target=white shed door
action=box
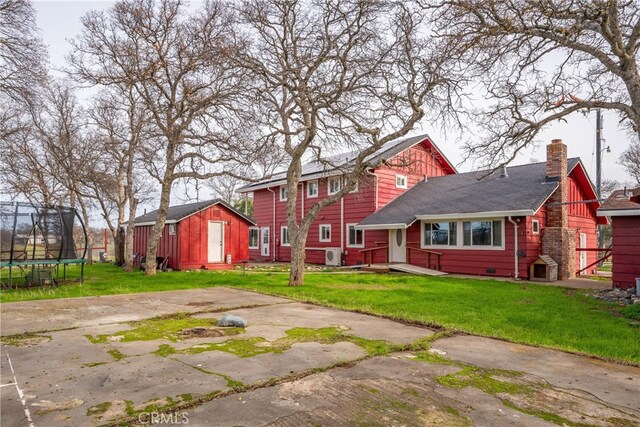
[389,229,406,263]
[208,221,224,263]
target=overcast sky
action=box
[33,0,636,193]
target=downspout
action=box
[340,197,344,255]
[365,168,379,209]
[508,216,519,280]
[267,187,276,262]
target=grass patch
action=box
[0,332,51,346]
[155,326,400,359]
[84,313,244,344]
[86,401,112,417]
[107,349,125,361]
[436,366,532,396]
[621,304,640,321]
[501,400,596,427]
[3,264,639,363]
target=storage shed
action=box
[133,199,255,270]
[597,188,640,290]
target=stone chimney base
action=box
[542,227,576,280]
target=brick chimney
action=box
[542,139,575,280]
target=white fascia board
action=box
[134,220,178,227]
[355,223,408,230]
[237,170,346,194]
[597,209,640,217]
[415,210,534,220]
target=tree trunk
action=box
[288,221,311,286]
[113,227,125,266]
[123,198,138,272]
[144,177,172,275]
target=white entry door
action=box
[208,221,224,263]
[389,228,406,263]
[579,232,587,274]
[260,227,270,257]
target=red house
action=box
[239,136,604,280]
[597,187,640,289]
[133,199,254,270]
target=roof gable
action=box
[134,199,255,225]
[237,134,455,193]
[358,159,588,228]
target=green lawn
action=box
[2,264,639,364]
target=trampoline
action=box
[0,202,88,288]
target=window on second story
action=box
[396,174,407,189]
[319,224,331,242]
[168,223,176,235]
[307,181,318,198]
[279,186,288,201]
[328,177,341,195]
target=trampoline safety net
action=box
[0,202,88,288]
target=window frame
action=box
[319,224,332,242]
[421,221,457,247]
[249,227,259,249]
[532,219,540,235]
[168,223,176,236]
[346,223,365,248]
[279,186,288,201]
[307,180,318,198]
[280,226,290,246]
[420,218,505,251]
[395,174,408,189]
[328,177,341,195]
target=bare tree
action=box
[239,0,465,285]
[620,141,640,185]
[68,0,260,274]
[0,0,46,101]
[425,0,640,168]
[85,87,152,269]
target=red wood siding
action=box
[178,204,249,270]
[610,216,640,289]
[132,224,179,269]
[248,138,452,265]
[567,176,598,273]
[405,217,528,277]
[134,204,250,271]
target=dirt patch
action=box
[32,398,84,415]
[178,327,228,338]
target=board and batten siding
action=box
[133,223,180,269]
[610,216,640,289]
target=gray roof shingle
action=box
[238,133,455,192]
[358,159,581,228]
[134,199,255,225]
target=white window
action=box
[463,220,503,247]
[307,180,318,198]
[280,226,290,246]
[279,186,288,201]
[346,224,364,247]
[249,227,259,249]
[319,224,332,242]
[168,223,176,235]
[328,177,341,195]
[396,174,407,189]
[532,219,540,234]
[422,222,457,246]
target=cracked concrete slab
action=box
[0,287,292,335]
[1,287,638,426]
[430,335,640,411]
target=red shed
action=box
[133,199,255,270]
[597,188,640,289]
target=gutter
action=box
[508,216,520,280]
[365,168,379,209]
[267,187,276,262]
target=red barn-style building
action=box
[239,135,603,280]
[597,187,640,289]
[133,199,254,270]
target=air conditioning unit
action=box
[325,248,341,266]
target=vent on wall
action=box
[486,268,496,274]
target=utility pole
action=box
[596,109,602,200]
